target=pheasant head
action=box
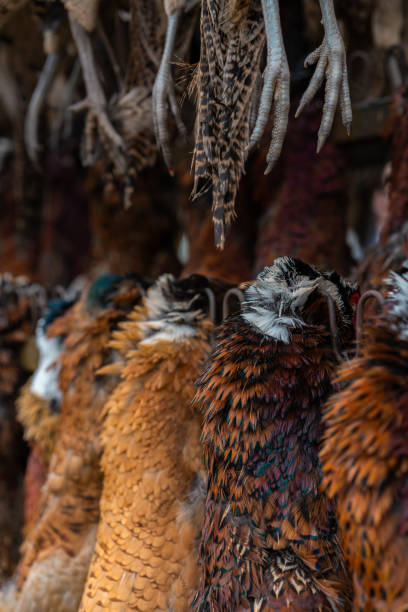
[242,256,359,347]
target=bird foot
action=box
[295,0,352,153]
[71,97,125,171]
[69,13,125,172]
[246,0,290,174]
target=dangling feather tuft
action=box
[192,0,265,248]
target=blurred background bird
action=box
[0,275,45,585]
[16,297,77,539]
[253,102,351,276]
[193,256,358,610]
[321,267,408,611]
[356,87,408,295]
[3,273,148,612]
[79,273,234,611]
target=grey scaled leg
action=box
[247,0,290,174]
[295,0,352,152]
[152,9,186,174]
[25,51,61,165]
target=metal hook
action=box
[325,295,343,364]
[204,287,217,348]
[204,288,216,325]
[222,288,245,320]
[356,289,385,353]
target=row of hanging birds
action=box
[0,1,408,611]
[3,0,406,251]
[0,81,407,606]
[0,237,407,611]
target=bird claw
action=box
[71,97,125,169]
[246,0,289,172]
[69,13,125,172]
[296,0,352,152]
[152,9,186,173]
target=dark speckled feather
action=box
[192,0,265,248]
[321,269,408,611]
[193,257,356,611]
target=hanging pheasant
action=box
[68,0,198,195]
[254,101,351,276]
[0,275,45,584]
[192,0,352,248]
[321,268,408,610]
[356,86,408,295]
[79,273,232,611]
[193,257,358,610]
[6,274,147,612]
[16,297,76,538]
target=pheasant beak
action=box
[238,280,253,290]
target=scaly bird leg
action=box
[152,8,186,174]
[68,13,124,166]
[246,0,289,174]
[24,51,60,165]
[295,0,352,153]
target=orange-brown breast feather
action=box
[14,279,145,611]
[80,277,214,611]
[193,314,351,611]
[321,321,408,611]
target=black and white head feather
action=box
[30,319,63,404]
[139,274,210,345]
[385,264,408,339]
[242,257,356,343]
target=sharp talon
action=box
[295,103,304,119]
[246,136,259,152]
[317,132,325,153]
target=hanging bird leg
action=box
[246,0,290,174]
[152,9,186,174]
[68,13,125,168]
[295,0,352,153]
[25,51,61,166]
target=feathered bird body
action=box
[17,298,77,537]
[356,88,408,294]
[80,273,221,611]
[321,269,408,611]
[0,275,44,582]
[194,257,357,610]
[12,274,147,612]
